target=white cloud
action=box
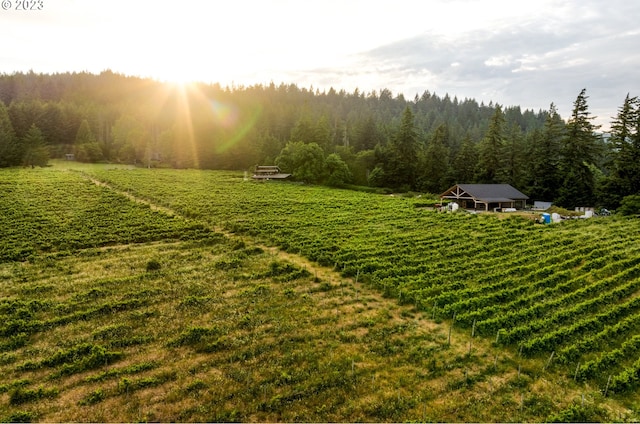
[1,0,639,129]
[484,55,513,68]
[333,0,640,129]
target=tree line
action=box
[0,71,638,210]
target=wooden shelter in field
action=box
[440,184,529,211]
[252,165,291,180]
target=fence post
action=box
[543,351,555,371]
[604,375,612,397]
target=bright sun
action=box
[159,67,198,87]
[169,77,195,89]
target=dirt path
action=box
[83,173,346,286]
[86,175,178,217]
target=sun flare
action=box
[158,67,198,87]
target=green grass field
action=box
[1,162,639,422]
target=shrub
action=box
[79,388,106,405]
[266,261,310,281]
[618,194,640,216]
[3,410,35,423]
[214,256,243,270]
[146,260,161,271]
[9,386,58,405]
[185,379,208,393]
[168,326,220,347]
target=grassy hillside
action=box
[1,164,638,422]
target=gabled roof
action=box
[441,184,529,202]
[252,165,292,180]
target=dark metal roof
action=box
[441,184,529,202]
[252,165,291,180]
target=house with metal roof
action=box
[440,184,529,211]
[252,165,292,180]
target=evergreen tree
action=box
[21,124,49,168]
[476,105,505,183]
[75,119,96,144]
[527,104,564,200]
[290,114,331,151]
[0,100,20,167]
[386,106,419,189]
[353,115,381,151]
[556,89,601,208]
[503,122,526,187]
[419,123,450,193]
[74,119,103,162]
[315,115,333,151]
[111,115,152,164]
[452,133,478,183]
[41,103,66,147]
[8,101,41,141]
[611,94,640,195]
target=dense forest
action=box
[0,70,638,209]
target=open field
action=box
[1,163,640,421]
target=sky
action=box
[1,0,639,130]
